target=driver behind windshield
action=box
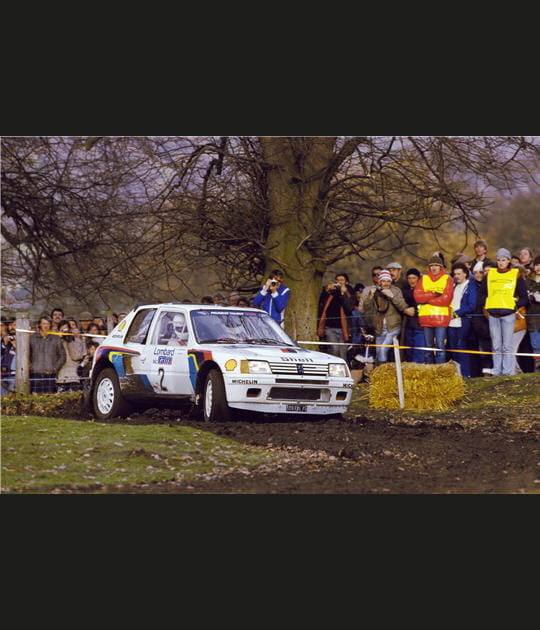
[192,310,293,345]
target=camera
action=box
[376,286,382,291]
[334,283,340,288]
[271,280,277,286]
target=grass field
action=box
[1,416,279,494]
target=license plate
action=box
[286,404,308,412]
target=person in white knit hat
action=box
[364,269,413,363]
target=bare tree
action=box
[2,135,539,339]
[1,136,181,307]
[152,136,540,338]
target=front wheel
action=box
[202,369,232,422]
[92,368,132,420]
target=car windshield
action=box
[191,309,296,346]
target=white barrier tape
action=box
[19,376,91,382]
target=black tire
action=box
[92,368,132,420]
[202,368,231,422]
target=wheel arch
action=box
[195,360,223,399]
[90,357,115,393]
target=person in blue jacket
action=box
[252,269,290,327]
[447,262,477,377]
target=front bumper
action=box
[223,374,354,415]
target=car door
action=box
[145,310,194,396]
[120,308,159,395]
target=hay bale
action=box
[368,361,465,410]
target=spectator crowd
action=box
[2,241,539,395]
[1,310,126,395]
[319,241,539,382]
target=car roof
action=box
[133,303,260,313]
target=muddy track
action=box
[103,412,540,494]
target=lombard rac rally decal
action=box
[187,349,213,389]
[153,347,175,365]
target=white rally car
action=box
[88,303,354,421]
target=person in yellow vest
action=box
[482,247,529,376]
[413,254,454,364]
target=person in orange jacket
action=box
[413,254,454,364]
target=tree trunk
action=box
[259,137,337,342]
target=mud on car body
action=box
[88,304,354,421]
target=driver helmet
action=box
[172,314,188,340]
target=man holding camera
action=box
[317,273,357,360]
[253,269,290,326]
[363,269,413,363]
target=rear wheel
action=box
[203,369,231,422]
[92,368,132,420]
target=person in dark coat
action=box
[469,260,493,376]
[519,247,534,275]
[401,268,425,364]
[317,273,356,360]
[447,262,477,377]
[387,261,408,292]
[526,255,540,371]
[1,320,16,395]
[350,282,366,344]
[29,316,66,393]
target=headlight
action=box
[240,360,271,374]
[329,363,349,377]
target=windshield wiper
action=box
[198,338,237,344]
[244,338,282,345]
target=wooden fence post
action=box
[16,314,30,394]
[393,337,405,409]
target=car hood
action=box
[199,343,340,363]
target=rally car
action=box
[88,303,354,421]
